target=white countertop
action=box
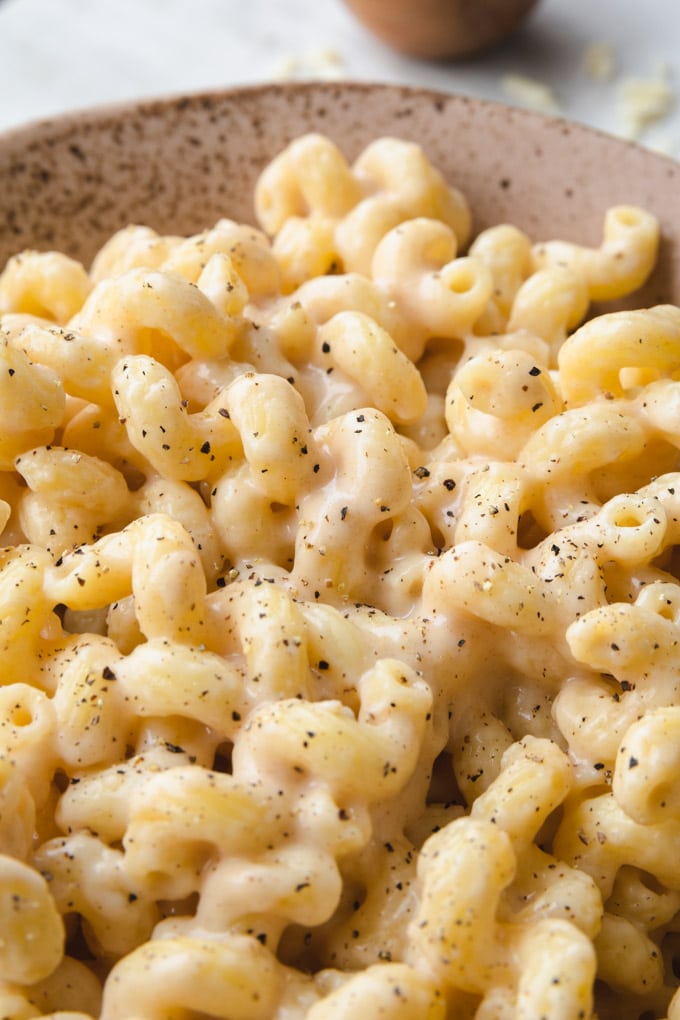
[0,0,678,159]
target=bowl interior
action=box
[1,81,679,310]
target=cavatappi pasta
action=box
[0,130,678,1020]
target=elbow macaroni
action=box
[0,130,679,1019]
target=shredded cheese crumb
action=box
[500,74,561,115]
[270,46,345,82]
[618,63,676,139]
[582,43,617,83]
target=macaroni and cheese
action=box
[0,132,678,1019]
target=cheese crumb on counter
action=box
[270,46,345,81]
[500,73,561,114]
[582,42,617,83]
[618,62,676,139]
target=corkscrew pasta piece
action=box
[49,635,131,770]
[273,269,412,369]
[316,311,427,424]
[445,347,561,459]
[255,133,360,236]
[0,545,57,681]
[0,250,91,324]
[557,582,680,765]
[305,963,445,1020]
[207,371,315,567]
[512,919,597,1020]
[505,265,590,362]
[519,400,647,483]
[595,871,680,1007]
[99,934,287,1020]
[71,266,232,370]
[111,354,240,482]
[7,317,130,407]
[411,814,517,994]
[22,954,103,1019]
[255,134,470,281]
[335,136,471,274]
[272,215,343,294]
[15,445,130,553]
[507,842,603,940]
[193,837,352,941]
[0,683,58,813]
[422,539,556,636]
[0,757,35,861]
[254,135,357,294]
[212,579,313,702]
[209,460,299,570]
[89,224,177,282]
[371,218,493,359]
[1,131,680,1019]
[220,370,315,504]
[114,637,249,734]
[234,658,432,801]
[470,735,573,848]
[15,446,129,525]
[411,738,597,1017]
[532,204,660,301]
[450,704,514,799]
[32,832,157,958]
[612,707,680,824]
[0,336,65,470]
[468,222,533,334]
[54,743,198,844]
[130,473,224,582]
[555,789,680,900]
[161,219,281,299]
[291,406,414,603]
[44,512,209,644]
[558,303,680,405]
[122,767,274,901]
[0,854,64,985]
[450,461,526,558]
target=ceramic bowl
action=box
[0,80,679,312]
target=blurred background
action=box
[0,0,678,158]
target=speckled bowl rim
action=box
[0,79,678,309]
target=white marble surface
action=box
[0,0,679,158]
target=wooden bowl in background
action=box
[342,0,541,60]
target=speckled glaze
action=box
[0,81,679,310]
